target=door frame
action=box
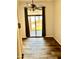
[28,15,42,37]
[24,7,46,37]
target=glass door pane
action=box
[28,16,36,36]
[36,16,42,36]
[28,16,42,37]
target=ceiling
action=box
[18,0,54,2]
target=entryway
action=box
[28,15,42,37]
[24,7,46,37]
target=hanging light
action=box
[26,0,42,11]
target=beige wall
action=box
[17,2,26,38]
[45,2,54,37]
[17,2,24,59]
[17,27,23,59]
[53,0,61,44]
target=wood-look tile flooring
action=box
[23,37,61,59]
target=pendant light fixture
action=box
[26,0,42,11]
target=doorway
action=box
[28,15,42,37]
[24,7,46,37]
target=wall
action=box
[45,2,54,37]
[17,2,25,59]
[17,27,23,59]
[53,0,61,44]
[17,2,26,38]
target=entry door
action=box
[28,15,42,37]
[24,7,46,37]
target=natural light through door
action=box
[28,15,42,37]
